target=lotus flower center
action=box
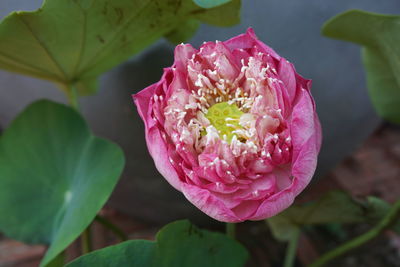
[205,102,245,142]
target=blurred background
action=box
[0,0,400,266]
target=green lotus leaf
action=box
[67,220,248,267]
[0,0,240,95]
[0,100,125,266]
[322,10,400,124]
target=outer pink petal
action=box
[133,83,157,130]
[251,120,321,221]
[278,59,297,104]
[250,179,298,220]
[231,200,260,220]
[146,126,182,191]
[224,28,280,60]
[291,89,321,162]
[181,183,242,222]
[290,86,321,191]
[249,89,321,221]
[314,113,323,151]
[291,132,320,195]
[133,84,182,191]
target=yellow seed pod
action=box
[205,102,244,142]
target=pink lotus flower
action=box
[133,29,322,222]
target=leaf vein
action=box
[17,15,68,82]
[78,1,154,76]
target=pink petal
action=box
[199,41,239,80]
[133,83,157,129]
[278,59,297,104]
[224,28,281,60]
[290,88,319,161]
[181,183,241,222]
[250,179,298,220]
[133,81,183,191]
[291,135,320,195]
[145,126,182,191]
[173,44,197,73]
[231,200,260,219]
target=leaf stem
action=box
[66,84,79,111]
[81,226,92,255]
[284,229,300,267]
[95,215,128,241]
[226,223,236,239]
[309,199,400,267]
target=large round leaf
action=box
[322,10,400,124]
[0,100,125,266]
[67,220,248,267]
[0,0,240,95]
